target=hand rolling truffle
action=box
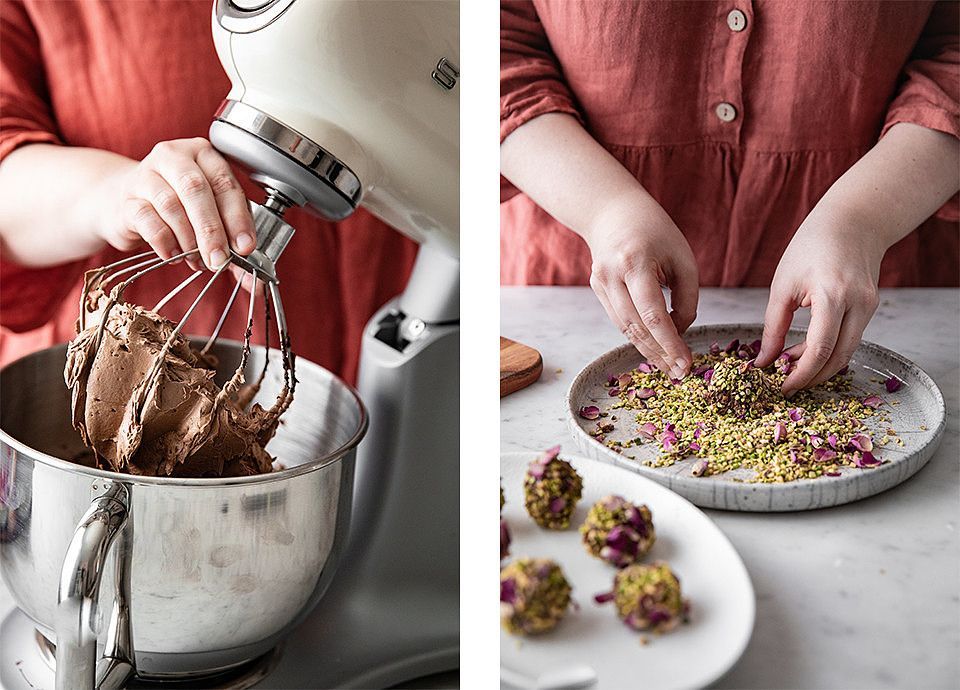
[500,558,572,635]
[596,561,688,633]
[523,446,583,529]
[580,495,655,567]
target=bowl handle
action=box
[55,482,135,690]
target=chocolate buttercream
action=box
[64,268,292,478]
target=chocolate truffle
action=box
[500,558,572,635]
[580,495,655,567]
[523,446,583,529]
[596,561,688,633]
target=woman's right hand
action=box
[584,197,699,379]
[98,137,257,271]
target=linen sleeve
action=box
[881,1,959,221]
[501,1,583,201]
[1,1,84,334]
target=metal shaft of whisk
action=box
[200,273,246,357]
[268,281,295,393]
[153,270,204,313]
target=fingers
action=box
[624,269,692,376]
[196,147,256,256]
[137,171,202,270]
[756,289,795,368]
[149,141,231,271]
[807,307,872,388]
[122,198,176,259]
[782,297,844,396]
[667,261,699,335]
[591,276,671,375]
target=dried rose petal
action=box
[710,341,721,355]
[703,368,715,384]
[688,440,701,452]
[855,451,881,468]
[691,459,709,477]
[863,395,884,409]
[693,426,703,439]
[528,464,545,479]
[608,388,620,397]
[638,422,659,440]
[541,446,561,462]
[637,362,654,374]
[773,422,787,444]
[724,338,740,354]
[594,590,615,604]
[659,431,678,452]
[789,450,800,464]
[749,339,762,356]
[827,433,838,449]
[500,577,517,604]
[607,375,619,388]
[618,373,633,387]
[849,433,873,452]
[579,405,601,420]
[809,434,824,449]
[636,388,657,400]
[549,497,567,514]
[825,470,841,477]
[813,448,837,463]
[789,408,804,422]
[625,388,636,400]
[776,353,793,374]
[500,519,511,560]
[692,364,712,377]
[884,376,902,393]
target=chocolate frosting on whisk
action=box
[63,265,293,478]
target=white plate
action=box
[566,324,946,511]
[500,452,754,690]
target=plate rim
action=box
[500,450,756,690]
[564,324,947,511]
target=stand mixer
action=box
[211,0,461,686]
[0,0,459,687]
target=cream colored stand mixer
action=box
[211,1,461,686]
[0,0,459,688]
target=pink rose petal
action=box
[579,406,601,420]
[638,422,658,440]
[884,376,902,393]
[863,395,884,409]
[849,433,873,452]
[773,422,787,444]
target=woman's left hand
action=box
[754,207,882,396]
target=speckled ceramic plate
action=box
[567,324,946,512]
[500,452,754,690]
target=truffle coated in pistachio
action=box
[580,495,655,567]
[500,558,572,635]
[706,358,779,418]
[523,446,583,529]
[598,561,688,633]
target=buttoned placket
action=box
[704,2,753,145]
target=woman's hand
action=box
[585,198,699,379]
[755,207,882,395]
[756,123,959,395]
[98,137,256,271]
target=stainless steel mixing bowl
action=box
[0,341,366,689]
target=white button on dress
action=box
[715,102,738,122]
[727,9,747,32]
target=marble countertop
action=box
[501,287,959,690]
